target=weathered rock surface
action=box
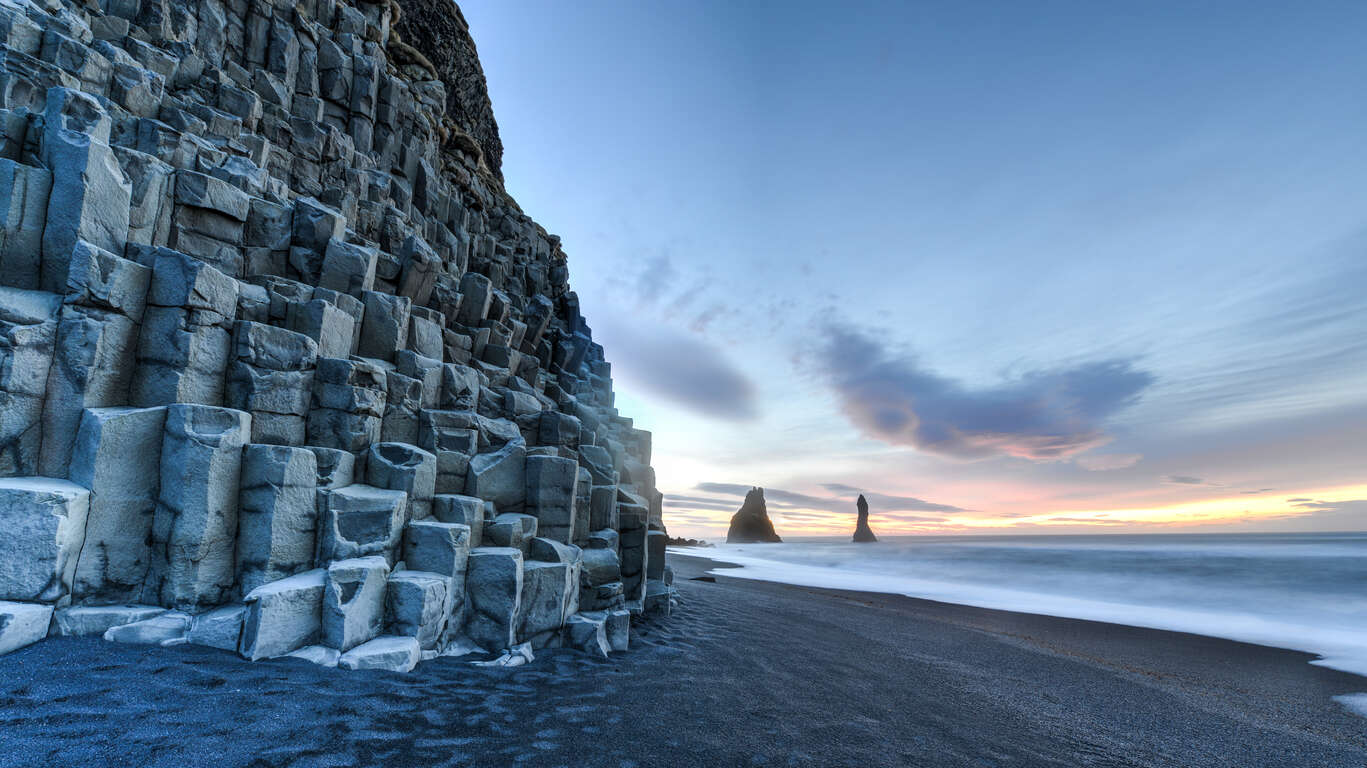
[143,404,251,611]
[463,547,521,652]
[316,484,406,564]
[68,406,166,603]
[53,605,166,636]
[385,570,448,649]
[0,0,671,670]
[338,635,420,672]
[0,476,89,602]
[322,555,389,652]
[239,569,326,660]
[726,487,782,543]
[236,445,318,594]
[0,601,53,654]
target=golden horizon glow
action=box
[664,483,1367,539]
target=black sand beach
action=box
[2,553,1365,767]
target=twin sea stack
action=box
[724,488,880,544]
[0,0,674,669]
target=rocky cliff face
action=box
[391,0,502,180]
[0,0,671,669]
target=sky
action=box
[460,0,1367,539]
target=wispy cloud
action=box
[596,317,759,421]
[811,323,1155,461]
[1076,453,1143,471]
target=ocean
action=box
[686,532,1367,687]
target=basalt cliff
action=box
[0,0,672,670]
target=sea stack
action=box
[726,488,782,543]
[852,494,878,543]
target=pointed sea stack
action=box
[852,494,878,543]
[726,488,782,543]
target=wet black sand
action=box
[1,552,1365,767]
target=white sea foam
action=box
[675,533,1367,714]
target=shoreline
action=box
[674,540,1367,680]
[676,548,1367,700]
[2,553,1365,766]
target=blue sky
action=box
[461,0,1367,537]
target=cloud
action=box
[693,482,963,516]
[597,318,759,421]
[1240,488,1276,495]
[1163,475,1206,485]
[1282,499,1367,530]
[1076,453,1143,471]
[662,494,741,512]
[812,324,1155,461]
[634,253,677,305]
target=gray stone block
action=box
[357,289,409,361]
[291,298,354,359]
[367,442,435,519]
[291,196,345,261]
[38,303,140,475]
[52,604,165,636]
[380,371,421,445]
[318,238,376,298]
[517,560,571,648]
[0,159,51,290]
[645,579,672,616]
[187,603,246,650]
[0,477,89,603]
[402,520,470,579]
[236,444,319,595]
[322,555,388,652]
[284,644,339,668]
[0,600,51,655]
[68,405,166,603]
[619,503,649,610]
[563,611,610,658]
[0,287,59,476]
[484,512,537,552]
[231,321,318,371]
[464,547,522,653]
[174,169,249,221]
[647,530,668,581]
[465,437,524,512]
[104,610,191,645]
[606,608,630,652]
[589,485,618,531]
[385,570,446,650]
[316,484,406,565]
[525,454,577,544]
[40,88,130,292]
[431,494,484,547]
[337,635,419,672]
[417,410,476,494]
[143,404,251,611]
[586,528,619,551]
[239,568,326,660]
